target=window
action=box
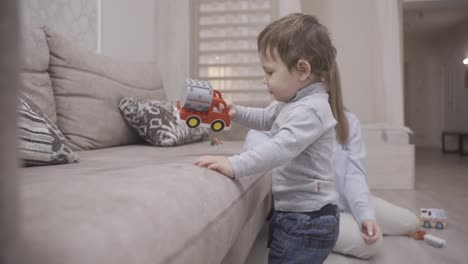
[191,0,278,102]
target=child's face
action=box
[259,48,304,102]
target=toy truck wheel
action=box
[435,222,444,229]
[423,221,431,229]
[211,120,225,132]
[186,116,201,128]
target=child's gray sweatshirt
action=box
[228,82,338,212]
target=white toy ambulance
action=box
[419,208,447,229]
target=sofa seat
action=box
[19,141,272,264]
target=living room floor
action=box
[244,148,468,264]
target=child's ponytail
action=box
[326,62,349,144]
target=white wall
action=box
[101,0,156,61]
[301,0,405,127]
[278,0,301,16]
[19,0,97,50]
[302,0,377,124]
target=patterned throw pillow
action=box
[18,95,79,166]
[119,98,207,147]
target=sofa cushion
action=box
[119,98,207,147]
[20,27,57,124]
[18,94,79,166]
[19,141,272,264]
[44,27,166,150]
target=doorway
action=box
[402,0,468,150]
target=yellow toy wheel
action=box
[211,120,225,132]
[186,116,200,128]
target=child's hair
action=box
[257,13,349,144]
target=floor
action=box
[244,148,468,264]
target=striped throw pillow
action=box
[18,95,79,166]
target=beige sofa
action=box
[19,27,271,264]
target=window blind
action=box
[191,0,278,102]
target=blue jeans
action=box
[267,204,340,264]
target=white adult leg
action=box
[372,195,419,235]
[333,211,382,259]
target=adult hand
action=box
[361,219,381,244]
[193,155,234,179]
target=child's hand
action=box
[224,98,237,119]
[361,219,382,244]
[193,155,234,179]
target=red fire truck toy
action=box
[177,79,231,132]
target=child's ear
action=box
[296,59,312,81]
